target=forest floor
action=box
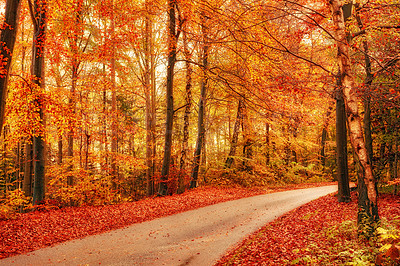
[2,181,398,265]
[216,190,400,265]
[0,181,333,260]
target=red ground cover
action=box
[0,182,334,260]
[216,192,400,265]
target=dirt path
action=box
[0,185,337,266]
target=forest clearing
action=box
[0,0,399,265]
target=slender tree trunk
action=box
[110,3,118,190]
[0,0,22,135]
[84,131,89,170]
[178,20,192,193]
[320,105,333,167]
[241,98,254,171]
[67,67,76,186]
[159,0,178,196]
[2,127,8,191]
[31,0,47,205]
[67,2,81,186]
[225,98,243,169]
[265,122,270,165]
[144,3,155,196]
[58,136,62,165]
[355,4,374,165]
[330,0,379,237]
[190,13,208,189]
[102,63,108,175]
[23,142,33,196]
[336,86,350,202]
[320,128,328,166]
[150,29,156,182]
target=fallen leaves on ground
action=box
[0,182,333,259]
[216,192,400,265]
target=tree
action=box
[329,0,379,237]
[225,98,243,169]
[178,5,193,193]
[159,0,181,196]
[110,0,118,190]
[0,0,22,135]
[30,0,47,205]
[190,11,209,189]
[143,0,157,196]
[335,75,350,203]
[66,0,83,187]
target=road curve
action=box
[1,185,337,266]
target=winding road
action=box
[1,185,337,266]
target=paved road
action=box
[1,185,337,266]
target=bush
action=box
[47,165,121,207]
[0,189,31,219]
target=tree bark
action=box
[67,1,82,187]
[23,142,33,196]
[265,122,270,165]
[0,0,22,135]
[110,2,118,190]
[336,86,350,202]
[31,0,47,206]
[102,63,108,175]
[178,19,192,193]
[57,136,62,165]
[241,98,254,171]
[354,4,374,166]
[190,12,209,189]
[329,0,379,236]
[225,98,243,169]
[320,105,333,167]
[159,0,178,196]
[144,2,156,196]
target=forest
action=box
[0,0,399,241]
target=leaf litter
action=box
[0,182,334,260]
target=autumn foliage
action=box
[0,0,399,263]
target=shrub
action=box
[47,164,121,207]
[0,189,31,219]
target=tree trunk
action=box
[265,122,270,165]
[110,3,118,190]
[0,0,22,135]
[329,0,379,237]
[23,142,33,196]
[320,105,333,167]
[31,0,47,205]
[67,2,81,187]
[178,19,192,193]
[336,86,350,202]
[84,131,89,170]
[241,99,254,171]
[159,0,178,196]
[355,4,374,165]
[57,136,62,165]
[102,63,108,175]
[225,98,243,169]
[190,13,209,189]
[144,3,155,196]
[67,65,76,186]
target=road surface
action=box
[0,185,337,266]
